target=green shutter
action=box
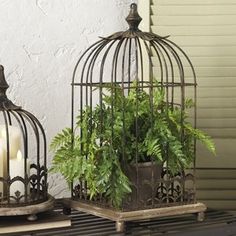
[140,0,236,210]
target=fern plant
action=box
[50,80,216,208]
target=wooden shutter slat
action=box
[153,0,236,6]
[152,25,236,36]
[151,5,236,16]
[147,0,236,209]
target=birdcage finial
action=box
[126,3,142,30]
[0,65,9,96]
[0,65,20,110]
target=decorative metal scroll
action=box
[72,170,195,211]
[0,164,48,207]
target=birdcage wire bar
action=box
[0,65,54,219]
[63,3,205,232]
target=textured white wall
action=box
[0,0,137,198]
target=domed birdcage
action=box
[63,3,210,232]
[0,65,54,220]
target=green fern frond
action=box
[185,123,216,155]
[50,128,72,151]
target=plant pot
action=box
[125,162,163,208]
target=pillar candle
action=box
[0,125,21,160]
[0,139,6,196]
[10,150,30,200]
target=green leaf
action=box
[50,78,216,209]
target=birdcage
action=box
[63,3,208,232]
[0,65,54,221]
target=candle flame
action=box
[17,150,22,161]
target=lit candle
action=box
[10,150,30,199]
[0,139,6,195]
[0,125,21,159]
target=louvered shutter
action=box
[139,0,236,210]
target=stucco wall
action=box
[0,0,136,198]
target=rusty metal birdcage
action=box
[64,3,206,232]
[0,65,54,220]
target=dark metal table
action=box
[4,208,236,236]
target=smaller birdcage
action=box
[0,65,54,220]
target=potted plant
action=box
[50,80,215,209]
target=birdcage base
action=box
[0,195,54,219]
[62,198,206,232]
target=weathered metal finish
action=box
[0,65,20,110]
[72,170,196,211]
[126,3,142,30]
[0,195,54,216]
[70,2,199,221]
[0,65,52,213]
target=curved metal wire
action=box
[71,5,197,209]
[0,108,47,207]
